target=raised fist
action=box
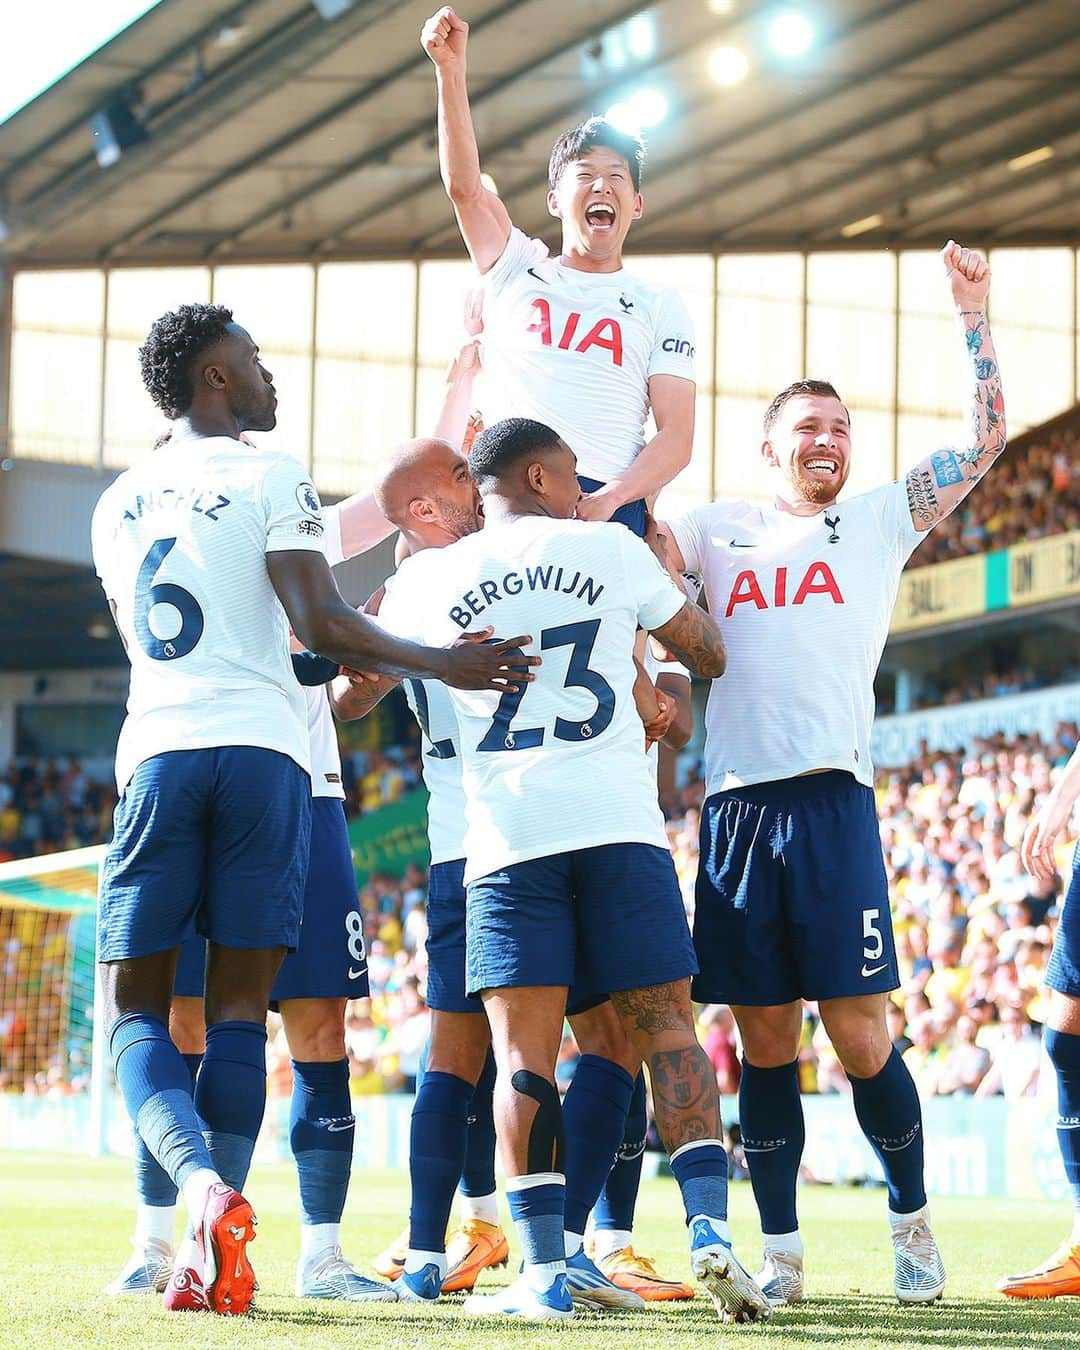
[421,6,469,69]
[941,239,990,311]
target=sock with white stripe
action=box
[669,1139,730,1231]
[506,1173,566,1278]
[1045,1028,1080,1215]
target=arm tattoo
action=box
[905,467,941,528]
[653,601,726,680]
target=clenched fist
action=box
[942,239,990,311]
[421,6,469,70]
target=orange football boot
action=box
[999,1242,1080,1299]
[441,1219,510,1292]
[373,1226,409,1282]
[197,1182,258,1316]
[598,1246,695,1302]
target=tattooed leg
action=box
[610,979,721,1151]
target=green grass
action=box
[2,1151,1078,1348]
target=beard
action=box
[791,462,847,505]
[439,498,483,539]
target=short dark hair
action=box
[548,116,645,192]
[763,379,847,435]
[468,417,565,484]
[138,302,235,419]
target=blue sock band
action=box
[194,1020,267,1192]
[562,1055,635,1237]
[738,1058,805,1234]
[849,1046,926,1214]
[461,1049,497,1198]
[110,1012,213,1191]
[670,1141,729,1227]
[507,1177,565,1267]
[290,1059,354,1226]
[595,1070,647,1232]
[409,1071,474,1252]
[134,1052,201,1208]
[1045,1028,1080,1210]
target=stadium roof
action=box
[1,0,1078,267]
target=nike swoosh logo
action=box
[527,267,548,285]
[861,963,888,978]
[729,540,756,548]
[348,967,366,980]
[324,1120,355,1133]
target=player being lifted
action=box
[420,5,695,534]
[999,739,1080,1300]
[659,242,1005,1307]
[91,302,536,1317]
[376,416,770,1324]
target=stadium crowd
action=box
[906,423,1079,570]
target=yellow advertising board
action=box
[1008,531,1080,607]
[890,555,987,633]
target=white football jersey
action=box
[669,481,923,794]
[401,671,467,866]
[306,686,345,800]
[377,516,686,882]
[478,228,696,483]
[91,433,326,790]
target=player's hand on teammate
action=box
[576,484,622,523]
[421,6,469,69]
[644,688,678,748]
[1020,792,1073,881]
[445,627,540,691]
[942,239,989,311]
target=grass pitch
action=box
[2,1151,1078,1349]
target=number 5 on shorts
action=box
[861,907,885,977]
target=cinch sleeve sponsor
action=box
[619,530,688,631]
[482,226,548,293]
[262,456,328,553]
[647,289,696,381]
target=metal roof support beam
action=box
[0,263,12,463]
[639,39,1080,245]
[204,0,655,256]
[1,0,402,258]
[953,150,1080,239]
[315,0,767,251]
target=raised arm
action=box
[650,600,726,680]
[1021,742,1080,881]
[577,375,695,522]
[904,241,1007,533]
[421,7,512,273]
[266,549,537,690]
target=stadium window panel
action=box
[416,260,477,438]
[10,270,105,465]
[715,253,804,501]
[623,253,714,517]
[211,265,315,468]
[987,248,1073,434]
[312,262,416,498]
[807,252,896,497]
[897,250,966,473]
[103,267,211,469]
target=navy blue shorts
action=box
[692,771,898,1006]
[98,748,310,962]
[577,475,646,538]
[426,857,482,1014]
[173,797,369,1002]
[1047,846,1080,998]
[466,843,697,998]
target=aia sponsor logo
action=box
[725,561,845,618]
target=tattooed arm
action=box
[651,600,726,680]
[905,241,1007,533]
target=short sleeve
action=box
[865,480,923,565]
[667,504,714,577]
[261,455,328,554]
[482,226,549,294]
[321,503,345,567]
[648,289,696,382]
[617,529,687,631]
[89,493,113,592]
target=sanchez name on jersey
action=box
[670,480,923,794]
[91,433,326,789]
[376,517,686,881]
[479,228,696,483]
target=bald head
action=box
[374,437,481,547]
